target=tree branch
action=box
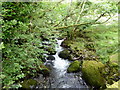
[75,0,86,24]
[54,11,111,30]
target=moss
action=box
[61,39,72,48]
[21,79,37,89]
[82,60,106,88]
[61,38,97,61]
[102,53,119,84]
[67,60,81,73]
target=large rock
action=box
[82,60,106,88]
[58,49,72,60]
[45,60,53,69]
[67,60,81,73]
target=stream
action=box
[44,39,89,89]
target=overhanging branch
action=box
[54,11,111,30]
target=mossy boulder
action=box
[82,60,106,88]
[21,79,37,89]
[39,64,50,77]
[67,60,81,73]
[58,49,72,60]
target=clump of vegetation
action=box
[1,2,55,89]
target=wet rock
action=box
[45,60,54,69]
[41,59,46,62]
[67,60,81,73]
[57,36,64,40]
[58,49,71,59]
[47,55,55,60]
[82,60,106,88]
[21,79,37,89]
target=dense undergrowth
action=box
[1,2,56,89]
[60,17,118,63]
[1,1,119,89]
[86,24,118,63]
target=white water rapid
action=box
[45,39,89,89]
[53,39,70,77]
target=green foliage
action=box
[1,1,118,89]
[84,23,118,63]
[1,2,54,89]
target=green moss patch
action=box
[21,79,37,89]
[67,60,81,73]
[82,60,106,88]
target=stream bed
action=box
[42,39,89,89]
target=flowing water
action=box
[44,39,89,89]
